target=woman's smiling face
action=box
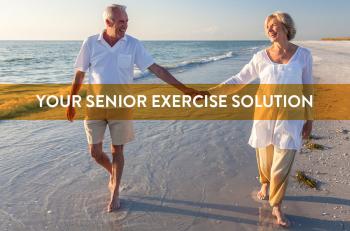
[267,17,288,42]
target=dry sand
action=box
[0,41,350,231]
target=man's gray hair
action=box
[103,4,127,22]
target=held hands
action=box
[181,87,200,97]
[183,87,211,105]
[181,87,210,98]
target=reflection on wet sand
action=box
[258,202,276,231]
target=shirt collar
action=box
[98,31,127,43]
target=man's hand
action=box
[66,105,76,122]
[302,120,313,139]
[181,88,211,98]
[199,91,210,96]
[193,90,211,103]
[181,87,199,97]
[67,71,85,122]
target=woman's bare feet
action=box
[257,183,269,200]
[272,205,290,227]
[107,176,121,213]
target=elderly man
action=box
[67,4,199,212]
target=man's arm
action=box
[66,70,85,122]
[148,63,198,95]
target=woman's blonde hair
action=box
[265,12,296,41]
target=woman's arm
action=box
[208,54,259,95]
[302,50,314,138]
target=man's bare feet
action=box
[257,183,269,200]
[272,206,290,228]
[107,177,121,213]
[107,197,120,213]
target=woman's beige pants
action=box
[256,144,296,207]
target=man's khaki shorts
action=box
[84,120,134,145]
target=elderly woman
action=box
[209,12,313,227]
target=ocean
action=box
[0,40,269,84]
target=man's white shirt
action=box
[75,32,154,84]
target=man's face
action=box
[107,9,129,38]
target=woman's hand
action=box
[302,120,313,139]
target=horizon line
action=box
[0,39,320,42]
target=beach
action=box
[1,40,350,231]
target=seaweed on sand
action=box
[304,141,326,150]
[295,170,318,189]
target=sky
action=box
[0,0,349,40]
